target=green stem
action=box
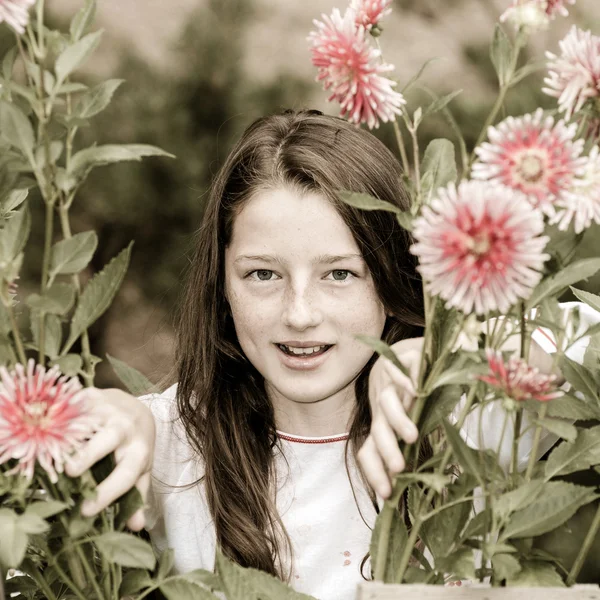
[525,403,547,480]
[410,124,422,203]
[36,0,45,58]
[51,559,88,600]
[57,203,94,386]
[27,567,59,600]
[6,300,27,364]
[391,386,479,582]
[469,30,525,170]
[510,411,523,475]
[392,118,410,175]
[38,199,54,364]
[566,501,600,585]
[74,543,104,599]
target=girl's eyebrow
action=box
[234,253,363,265]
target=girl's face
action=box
[224,187,387,420]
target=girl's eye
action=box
[327,270,355,282]
[248,270,277,281]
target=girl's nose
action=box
[281,288,323,331]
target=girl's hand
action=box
[65,388,156,531]
[358,337,423,499]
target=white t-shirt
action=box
[140,302,599,600]
[141,385,376,600]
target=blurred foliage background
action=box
[3,0,600,387]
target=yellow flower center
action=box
[517,153,545,183]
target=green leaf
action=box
[421,500,471,561]
[49,231,98,282]
[442,420,485,486]
[119,569,152,596]
[545,425,600,477]
[559,356,600,403]
[370,499,410,583]
[94,531,156,570]
[2,47,16,81]
[436,548,476,580]
[160,578,219,600]
[533,417,578,442]
[18,513,48,534]
[571,287,600,313]
[402,57,442,93]
[113,485,144,531]
[24,500,69,519]
[0,102,34,159]
[51,354,83,377]
[394,473,451,494]
[55,30,103,84]
[34,140,63,169]
[0,189,28,219]
[337,190,404,215]
[420,139,457,201]
[423,90,462,118]
[500,481,598,539]
[506,560,565,587]
[0,508,28,568]
[107,354,154,396]
[73,79,123,120]
[180,569,222,590]
[26,283,76,315]
[355,334,411,379]
[157,548,175,581]
[492,553,522,582]
[0,203,30,262]
[70,0,96,41]
[215,549,317,599]
[430,363,489,390]
[30,313,62,359]
[545,393,600,421]
[493,480,545,521]
[69,144,175,181]
[490,24,513,86]
[64,242,132,352]
[526,258,600,310]
[396,211,414,232]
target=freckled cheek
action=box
[227,285,281,345]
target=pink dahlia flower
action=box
[410,181,549,315]
[350,0,392,30]
[544,26,600,120]
[0,0,36,34]
[308,7,405,129]
[0,360,97,483]
[479,349,563,402]
[472,109,585,215]
[552,146,600,233]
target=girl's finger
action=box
[126,471,151,531]
[379,385,419,443]
[383,358,416,397]
[357,435,392,499]
[65,423,126,477]
[81,449,147,516]
[370,412,406,475]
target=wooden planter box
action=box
[356,583,600,599]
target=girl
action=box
[67,110,589,600]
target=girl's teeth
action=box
[280,344,327,356]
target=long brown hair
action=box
[174,109,424,580]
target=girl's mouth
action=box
[276,344,333,357]
[275,344,334,370]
